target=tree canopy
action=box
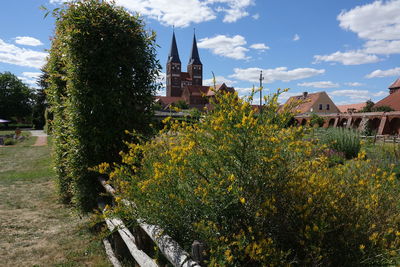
[0,72,32,120]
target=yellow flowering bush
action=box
[101,90,400,266]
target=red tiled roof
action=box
[389,78,400,89]
[155,96,183,105]
[186,85,210,95]
[375,89,400,111]
[337,103,366,113]
[206,83,235,96]
[284,92,322,114]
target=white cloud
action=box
[110,0,254,27]
[297,81,339,88]
[345,82,363,87]
[115,0,215,27]
[313,50,380,65]
[18,72,42,87]
[203,75,236,86]
[293,34,300,41]
[15,36,43,47]
[249,43,269,51]
[198,34,249,60]
[315,1,400,66]
[278,92,301,103]
[363,40,400,55]
[0,39,47,69]
[229,67,325,83]
[252,13,260,20]
[365,67,400,78]
[338,0,400,41]
[328,89,387,101]
[49,0,254,27]
[235,87,254,95]
[212,0,254,23]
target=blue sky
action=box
[1,0,399,105]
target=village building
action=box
[156,32,235,110]
[374,78,400,111]
[293,77,400,135]
[282,91,340,115]
[337,103,366,113]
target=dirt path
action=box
[32,136,47,146]
[30,130,48,146]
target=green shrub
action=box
[46,0,160,210]
[101,91,400,266]
[172,100,189,110]
[4,138,16,146]
[309,112,324,127]
[320,127,361,159]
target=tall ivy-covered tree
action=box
[0,72,32,121]
[45,0,160,210]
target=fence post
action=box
[192,240,207,266]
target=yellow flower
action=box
[240,197,246,204]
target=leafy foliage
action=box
[100,90,400,266]
[173,100,189,110]
[309,112,324,127]
[374,105,395,112]
[359,100,375,113]
[0,72,32,121]
[359,100,394,113]
[31,88,47,129]
[320,127,361,159]
[46,0,160,210]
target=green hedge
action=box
[46,0,159,211]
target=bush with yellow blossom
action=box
[99,90,400,266]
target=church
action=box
[156,32,235,110]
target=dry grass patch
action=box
[0,135,111,267]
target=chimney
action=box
[303,92,308,98]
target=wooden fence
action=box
[361,135,400,144]
[98,177,204,267]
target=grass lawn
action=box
[0,131,111,266]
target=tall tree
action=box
[31,70,49,129]
[46,0,160,210]
[0,72,32,120]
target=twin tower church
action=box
[156,32,235,110]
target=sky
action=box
[1,0,400,105]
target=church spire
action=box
[188,33,202,65]
[168,31,181,63]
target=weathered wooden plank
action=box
[138,222,201,267]
[103,238,123,267]
[105,216,159,267]
[98,177,202,267]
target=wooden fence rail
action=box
[98,177,202,267]
[361,135,400,144]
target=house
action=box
[374,77,400,111]
[282,91,339,115]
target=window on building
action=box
[319,104,323,110]
[327,104,330,110]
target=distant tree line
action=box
[0,71,47,128]
[359,100,394,113]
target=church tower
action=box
[166,32,182,97]
[187,33,203,86]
